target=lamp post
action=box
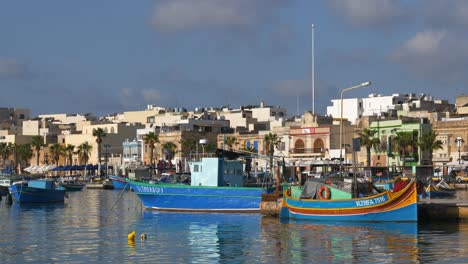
[339,81,372,171]
[455,136,464,165]
[104,144,110,176]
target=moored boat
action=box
[128,157,274,212]
[58,177,85,191]
[425,180,456,198]
[280,179,418,222]
[109,175,129,189]
[8,179,66,203]
[0,177,11,196]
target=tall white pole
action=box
[312,24,315,114]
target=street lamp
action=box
[455,136,464,165]
[104,144,111,176]
[339,81,372,170]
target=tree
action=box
[264,133,282,192]
[76,142,92,165]
[14,144,33,173]
[49,144,64,165]
[31,135,44,166]
[357,128,380,166]
[65,144,75,166]
[393,131,414,167]
[224,136,238,151]
[180,138,196,159]
[144,132,159,167]
[418,130,443,165]
[242,145,256,154]
[92,128,107,166]
[162,142,177,161]
[0,142,12,167]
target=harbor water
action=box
[0,189,467,263]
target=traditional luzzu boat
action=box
[109,175,129,189]
[425,180,456,198]
[280,178,418,222]
[128,157,274,212]
[8,179,66,203]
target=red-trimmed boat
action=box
[280,179,418,222]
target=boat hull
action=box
[280,181,418,222]
[8,184,66,203]
[109,176,129,189]
[129,180,267,212]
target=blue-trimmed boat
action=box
[425,180,456,198]
[109,175,129,189]
[280,179,418,222]
[8,179,66,203]
[128,158,273,212]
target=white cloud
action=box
[150,0,285,32]
[390,30,468,84]
[424,1,468,28]
[0,59,32,80]
[329,0,406,27]
[141,89,162,102]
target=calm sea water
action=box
[0,189,467,263]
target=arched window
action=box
[294,139,305,154]
[110,127,115,134]
[313,138,324,153]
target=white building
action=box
[327,93,424,124]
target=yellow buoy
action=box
[128,230,136,241]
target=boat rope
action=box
[110,182,129,210]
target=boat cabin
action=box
[189,158,244,187]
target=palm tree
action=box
[14,143,33,173]
[64,144,75,166]
[92,128,107,168]
[180,138,196,159]
[264,133,282,192]
[162,142,177,161]
[418,130,443,165]
[76,142,92,165]
[144,132,159,167]
[393,131,414,167]
[224,136,237,151]
[357,128,380,167]
[49,144,64,165]
[242,145,256,154]
[31,135,44,166]
[0,142,12,167]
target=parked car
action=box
[451,167,468,183]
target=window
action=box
[194,165,199,172]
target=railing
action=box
[289,148,325,154]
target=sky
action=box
[1,0,467,117]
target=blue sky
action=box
[1,0,467,117]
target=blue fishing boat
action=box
[425,180,456,198]
[280,179,418,222]
[128,158,273,212]
[109,175,129,189]
[8,179,66,203]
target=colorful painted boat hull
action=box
[128,180,268,212]
[109,175,129,189]
[280,181,418,222]
[8,184,66,203]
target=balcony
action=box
[290,148,325,156]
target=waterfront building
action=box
[368,118,432,168]
[0,107,30,127]
[326,93,452,125]
[432,117,468,168]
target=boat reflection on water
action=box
[140,211,264,263]
[261,217,419,263]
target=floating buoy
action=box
[140,233,147,241]
[128,230,135,241]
